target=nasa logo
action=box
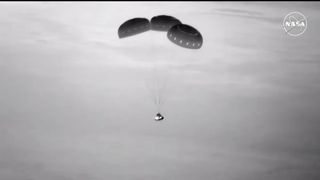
[283,12,307,37]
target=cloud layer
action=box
[1,2,320,180]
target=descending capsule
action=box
[150,15,182,32]
[118,18,150,38]
[167,24,203,49]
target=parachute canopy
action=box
[167,24,203,49]
[118,15,203,49]
[118,18,150,38]
[150,15,182,31]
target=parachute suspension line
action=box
[155,61,172,112]
[147,33,162,112]
[151,33,158,111]
[156,50,173,111]
[154,67,161,112]
[145,78,158,107]
[156,73,164,111]
[158,77,167,109]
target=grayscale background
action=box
[1,2,320,180]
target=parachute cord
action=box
[156,70,160,112]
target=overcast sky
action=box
[1,2,320,180]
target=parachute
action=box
[150,15,182,31]
[167,24,203,49]
[118,18,150,38]
[118,15,203,120]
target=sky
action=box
[0,2,320,180]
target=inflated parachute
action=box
[167,24,203,49]
[118,18,150,38]
[150,15,182,31]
